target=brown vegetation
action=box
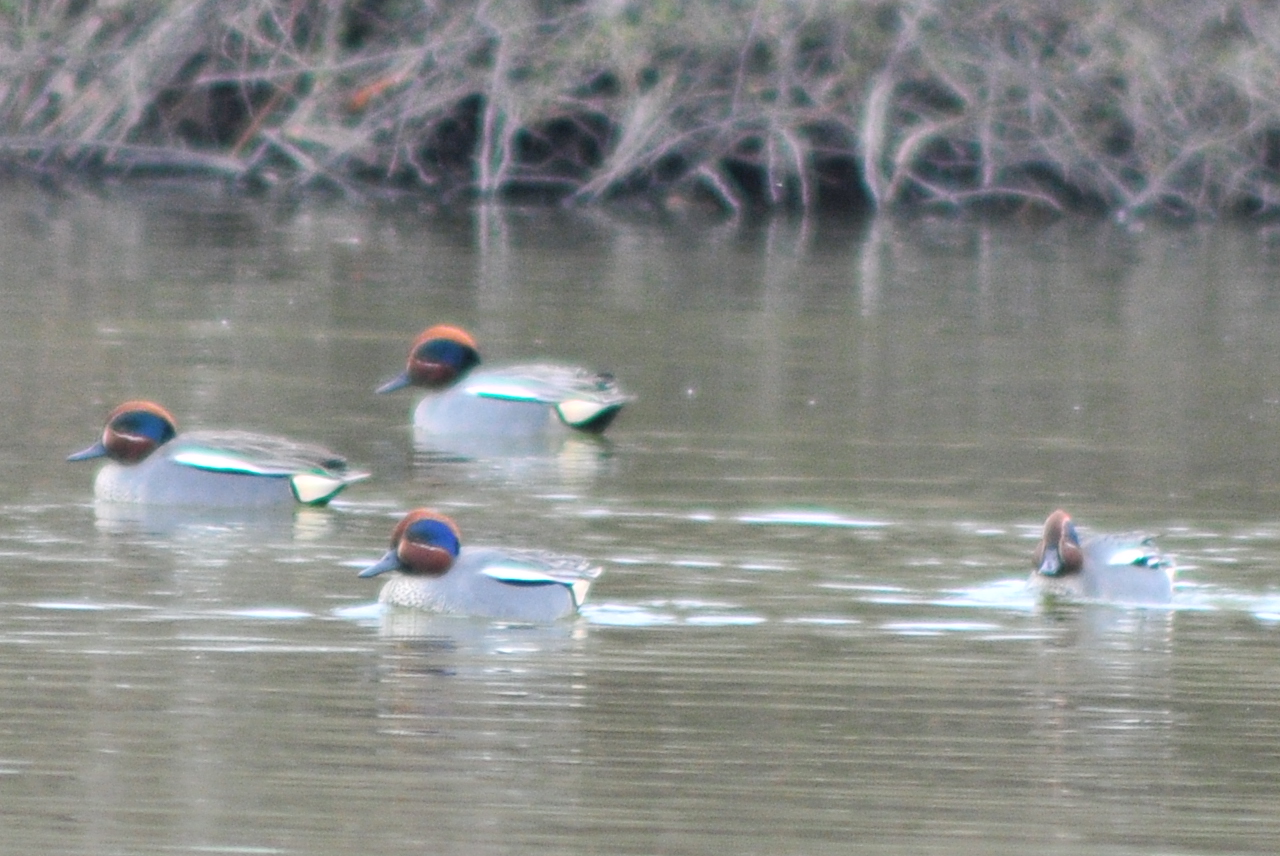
[3,0,1280,218]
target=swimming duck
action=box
[359,508,601,621]
[376,324,632,436]
[68,400,369,506]
[1031,509,1174,605]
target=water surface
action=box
[2,185,1280,853]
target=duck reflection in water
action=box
[410,431,615,494]
[89,500,336,542]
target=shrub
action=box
[2,0,1279,218]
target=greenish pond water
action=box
[2,184,1280,854]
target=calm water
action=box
[2,184,1280,854]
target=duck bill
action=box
[67,441,109,461]
[375,372,412,394]
[358,550,402,578]
[1038,546,1063,576]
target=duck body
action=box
[411,363,631,436]
[1031,509,1174,605]
[378,325,632,437]
[360,509,601,622]
[70,401,368,507]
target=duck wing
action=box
[1085,532,1168,569]
[169,430,369,504]
[462,364,633,431]
[476,548,603,608]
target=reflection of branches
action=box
[3,0,1280,217]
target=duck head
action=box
[376,325,481,393]
[67,400,178,465]
[1033,508,1083,577]
[359,508,463,578]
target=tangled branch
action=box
[1,0,1279,218]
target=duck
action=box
[1031,509,1174,605]
[68,400,369,506]
[375,324,632,436]
[358,508,601,621]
